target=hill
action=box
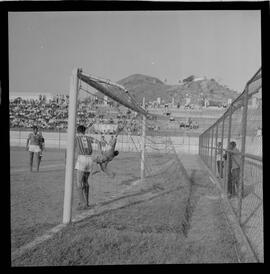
[117,74,238,105]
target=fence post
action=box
[207,130,210,168]
[201,132,205,162]
[210,127,214,170]
[214,124,218,176]
[221,116,225,189]
[202,135,205,161]
[238,86,249,222]
[225,107,233,197]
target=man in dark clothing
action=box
[226,141,241,198]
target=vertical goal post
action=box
[63,68,152,224]
[63,68,79,224]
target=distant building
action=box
[157,97,161,104]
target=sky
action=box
[9,10,261,95]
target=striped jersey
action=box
[75,134,93,155]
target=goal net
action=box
[63,68,190,224]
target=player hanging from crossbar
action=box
[91,120,127,178]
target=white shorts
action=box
[75,155,94,172]
[29,145,41,153]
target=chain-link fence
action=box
[199,68,263,262]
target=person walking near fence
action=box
[26,126,43,172]
[216,142,224,178]
[227,141,241,198]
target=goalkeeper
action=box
[92,122,126,177]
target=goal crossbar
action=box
[78,70,149,117]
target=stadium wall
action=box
[9,130,199,154]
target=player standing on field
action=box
[26,126,43,172]
[75,125,98,210]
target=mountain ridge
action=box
[117,74,238,105]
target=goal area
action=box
[63,68,182,224]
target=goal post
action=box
[62,68,150,224]
[63,68,79,224]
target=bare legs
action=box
[76,170,90,210]
[29,152,34,172]
[100,162,115,178]
[37,152,41,172]
[91,162,115,178]
[29,152,41,172]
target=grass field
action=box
[10,146,240,265]
[10,147,181,253]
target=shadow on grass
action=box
[75,184,185,227]
[182,169,204,237]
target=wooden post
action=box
[63,68,79,224]
[141,97,146,180]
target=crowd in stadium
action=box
[9,96,70,130]
[9,95,142,134]
[9,94,204,134]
